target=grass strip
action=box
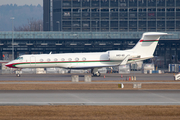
[0,84,179,90]
[0,105,180,120]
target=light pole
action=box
[46,22,49,31]
[96,21,98,32]
[40,24,41,31]
[29,23,31,31]
[56,21,60,31]
[11,17,14,60]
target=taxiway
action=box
[0,90,179,106]
[0,73,175,81]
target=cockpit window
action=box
[16,57,23,60]
[15,57,20,60]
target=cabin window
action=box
[75,58,79,61]
[16,57,20,60]
[16,57,23,60]
[47,58,51,62]
[40,59,43,62]
[68,58,72,61]
[82,57,86,61]
[54,58,58,61]
[61,58,65,61]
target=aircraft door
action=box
[30,56,36,67]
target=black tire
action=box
[93,73,97,77]
[98,72,101,77]
[16,74,20,77]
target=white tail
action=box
[132,32,168,58]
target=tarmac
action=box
[0,73,179,106]
[0,73,175,81]
[0,90,179,106]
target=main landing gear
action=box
[91,68,101,77]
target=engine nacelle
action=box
[108,51,140,61]
[108,51,127,61]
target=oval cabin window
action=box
[47,58,51,62]
[68,58,72,61]
[61,58,65,61]
[75,58,79,61]
[54,58,58,61]
[82,57,86,61]
[40,59,43,62]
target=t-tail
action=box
[132,32,169,59]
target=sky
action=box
[0,0,43,6]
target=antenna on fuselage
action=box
[49,52,52,54]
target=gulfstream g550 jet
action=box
[6,32,169,76]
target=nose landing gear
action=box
[15,69,22,77]
[16,73,21,77]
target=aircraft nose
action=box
[5,63,11,67]
[5,63,14,68]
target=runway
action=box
[0,73,175,81]
[0,74,178,106]
[0,90,180,105]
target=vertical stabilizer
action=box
[132,32,168,58]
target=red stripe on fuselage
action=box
[5,60,111,68]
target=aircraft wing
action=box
[65,65,118,69]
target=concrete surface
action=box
[0,73,175,81]
[0,90,179,106]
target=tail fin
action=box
[132,32,168,58]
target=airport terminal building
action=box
[0,0,180,69]
[44,0,180,32]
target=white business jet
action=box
[6,32,169,77]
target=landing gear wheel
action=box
[92,72,101,77]
[98,72,101,77]
[16,74,20,77]
[93,73,97,77]
[15,69,22,77]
